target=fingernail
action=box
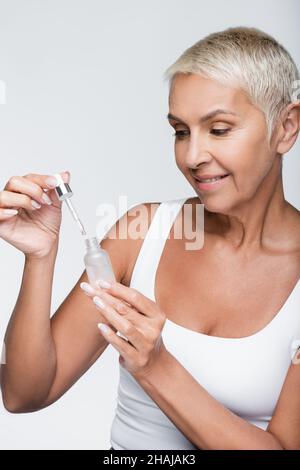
[98,323,109,333]
[80,282,94,295]
[3,209,18,215]
[60,172,70,184]
[31,200,42,209]
[93,296,106,308]
[45,176,58,188]
[42,193,52,205]
[97,279,112,289]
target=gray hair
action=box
[163,26,300,142]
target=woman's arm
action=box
[0,205,141,413]
[133,347,300,450]
[0,241,114,413]
[1,244,59,411]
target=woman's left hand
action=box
[80,279,167,379]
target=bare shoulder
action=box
[101,201,162,286]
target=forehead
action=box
[169,73,252,115]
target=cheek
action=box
[222,133,271,179]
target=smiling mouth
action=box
[194,174,231,191]
[200,175,227,183]
[195,174,230,183]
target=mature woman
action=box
[0,26,300,450]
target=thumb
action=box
[61,171,71,183]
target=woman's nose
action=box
[184,136,212,168]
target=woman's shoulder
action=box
[121,197,197,286]
[99,200,161,284]
[117,200,162,286]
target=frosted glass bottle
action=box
[84,237,128,341]
[84,237,116,288]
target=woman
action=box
[1,26,300,450]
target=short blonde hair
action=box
[163,26,300,142]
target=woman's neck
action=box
[202,161,298,254]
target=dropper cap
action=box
[54,173,73,201]
[85,237,99,252]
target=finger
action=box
[99,280,158,318]
[0,190,44,212]
[97,290,162,345]
[81,281,143,330]
[97,322,136,357]
[94,289,146,335]
[0,208,19,220]
[93,296,145,350]
[4,176,53,207]
[22,171,70,189]
[80,282,95,296]
[23,171,70,206]
[80,281,133,309]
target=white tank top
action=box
[110,197,300,450]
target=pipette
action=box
[53,173,87,236]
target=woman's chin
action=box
[199,197,232,215]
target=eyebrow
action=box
[167,109,239,124]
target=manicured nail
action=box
[31,200,42,209]
[45,176,58,188]
[80,282,94,295]
[42,193,52,205]
[97,279,112,289]
[98,323,109,333]
[3,209,18,215]
[93,296,106,308]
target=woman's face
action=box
[167,73,279,213]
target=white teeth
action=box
[200,176,222,183]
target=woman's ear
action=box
[276,102,300,154]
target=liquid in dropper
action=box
[64,198,86,236]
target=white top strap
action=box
[130,198,188,293]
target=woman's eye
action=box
[210,128,230,135]
[172,131,189,139]
[173,128,230,139]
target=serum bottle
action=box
[52,173,116,287]
[84,238,127,341]
[84,237,116,288]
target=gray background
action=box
[0,0,299,449]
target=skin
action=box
[168,73,300,253]
[1,73,300,449]
[79,73,300,449]
[149,73,300,338]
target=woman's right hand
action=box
[0,171,70,259]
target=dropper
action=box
[53,173,87,236]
